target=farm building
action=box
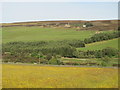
[64,24,71,28]
[83,24,87,27]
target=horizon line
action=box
[1,18,118,24]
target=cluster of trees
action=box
[99,56,113,67]
[69,22,93,27]
[76,47,119,58]
[3,40,85,64]
[84,22,93,27]
[2,31,120,66]
[3,42,119,65]
[118,26,120,31]
[84,31,120,44]
[3,43,76,58]
[3,47,118,66]
[3,52,63,65]
[59,40,85,48]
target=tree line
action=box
[84,31,120,44]
[75,47,119,58]
[2,31,120,65]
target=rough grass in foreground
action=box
[2,64,118,88]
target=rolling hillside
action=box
[1,20,118,31]
[2,20,119,66]
[2,26,96,43]
[2,26,115,43]
[77,38,119,51]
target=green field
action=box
[2,25,119,88]
[77,38,119,51]
[2,26,112,43]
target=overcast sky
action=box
[1,2,118,23]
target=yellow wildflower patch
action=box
[2,64,118,88]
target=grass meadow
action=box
[2,26,112,43]
[2,64,118,88]
[77,38,119,51]
[2,26,119,88]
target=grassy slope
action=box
[77,38,119,51]
[2,26,112,43]
[2,64,118,88]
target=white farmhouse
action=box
[83,24,86,28]
[64,24,71,28]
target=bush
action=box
[102,47,118,57]
[84,31,120,44]
[99,56,112,67]
[84,22,93,27]
[118,27,120,31]
[49,57,62,65]
[45,54,52,61]
[48,55,62,65]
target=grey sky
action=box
[1,2,118,23]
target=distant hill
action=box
[1,20,119,31]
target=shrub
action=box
[84,22,93,27]
[102,47,118,57]
[48,55,63,65]
[46,54,52,61]
[84,31,120,44]
[100,56,112,67]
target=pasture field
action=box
[2,64,118,88]
[77,38,119,51]
[2,26,113,43]
[61,57,118,66]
